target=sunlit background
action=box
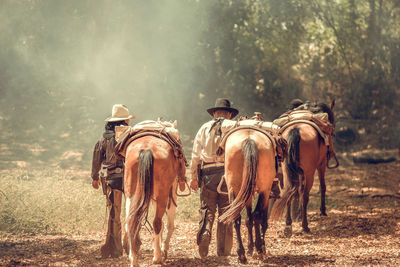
[0,0,399,169]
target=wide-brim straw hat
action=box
[207,98,239,118]
[105,104,136,122]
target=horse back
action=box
[124,136,177,197]
[224,129,276,192]
[283,123,327,172]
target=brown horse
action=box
[271,101,335,236]
[219,128,276,263]
[123,135,186,266]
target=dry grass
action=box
[0,167,199,236]
[0,168,105,235]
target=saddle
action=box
[216,119,288,164]
[114,120,188,167]
[274,109,338,168]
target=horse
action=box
[271,101,336,237]
[218,128,277,263]
[123,135,186,267]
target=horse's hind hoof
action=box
[162,250,168,261]
[283,226,292,238]
[320,212,327,216]
[253,253,265,260]
[302,227,311,233]
[238,254,247,264]
[246,248,253,257]
[152,257,163,264]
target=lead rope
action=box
[176,178,191,197]
[217,175,229,195]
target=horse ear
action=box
[173,120,178,128]
[330,99,335,110]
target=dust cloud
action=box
[0,0,221,159]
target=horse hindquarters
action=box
[220,138,258,223]
[220,138,258,263]
[126,149,154,266]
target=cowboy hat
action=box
[207,98,238,118]
[105,104,136,122]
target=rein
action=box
[176,178,191,197]
[217,175,229,195]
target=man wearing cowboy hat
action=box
[190,98,238,258]
[91,104,135,258]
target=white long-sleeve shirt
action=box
[190,119,225,179]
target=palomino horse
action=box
[219,128,277,263]
[271,101,335,236]
[123,135,186,266]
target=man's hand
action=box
[92,179,100,189]
[190,178,199,191]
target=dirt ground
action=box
[1,159,400,266]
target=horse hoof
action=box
[152,257,163,264]
[247,248,253,257]
[302,227,311,233]
[320,212,327,216]
[283,226,292,238]
[238,254,247,264]
[253,253,264,260]
[162,250,168,261]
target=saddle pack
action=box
[114,120,188,166]
[216,118,288,164]
[274,107,338,169]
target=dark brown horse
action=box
[123,135,186,266]
[271,101,335,237]
[219,128,276,263]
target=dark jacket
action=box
[91,130,124,180]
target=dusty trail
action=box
[1,161,399,266]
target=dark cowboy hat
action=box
[207,98,239,118]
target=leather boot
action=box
[101,189,123,258]
[110,190,123,258]
[198,229,211,259]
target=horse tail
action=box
[220,138,258,224]
[270,127,302,220]
[128,149,154,240]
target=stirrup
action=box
[327,151,339,169]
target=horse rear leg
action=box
[162,185,177,260]
[284,198,293,238]
[234,215,247,264]
[152,199,167,264]
[228,190,246,263]
[318,166,327,216]
[254,193,268,256]
[125,196,141,267]
[301,173,313,233]
[245,206,254,256]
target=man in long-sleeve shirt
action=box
[91,104,135,258]
[190,98,238,258]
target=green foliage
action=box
[0,0,399,151]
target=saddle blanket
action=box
[221,119,280,135]
[273,111,329,127]
[115,120,181,142]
